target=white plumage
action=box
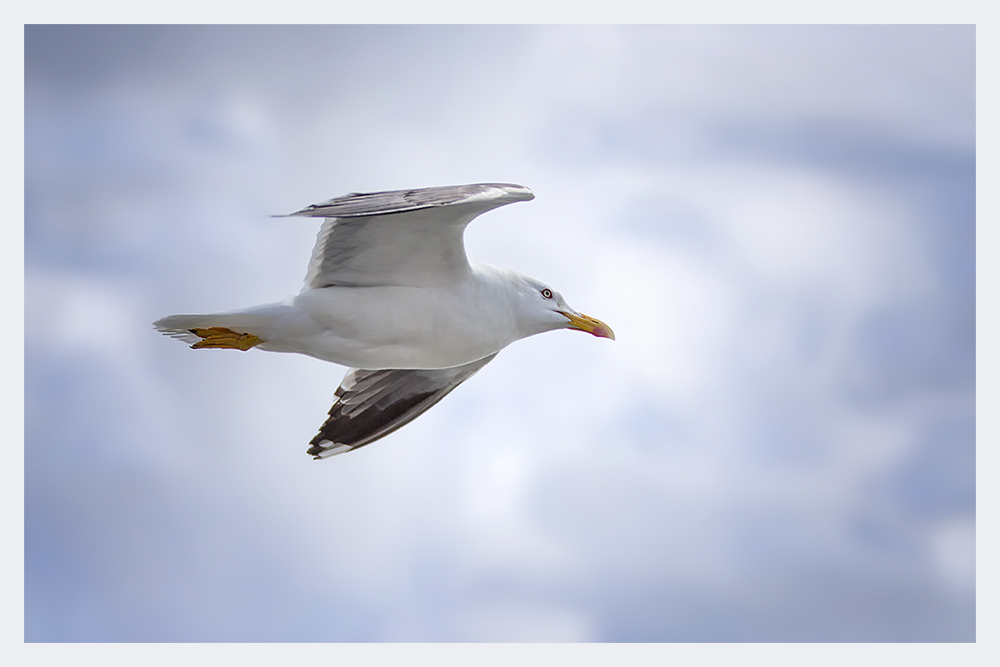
[154,183,613,458]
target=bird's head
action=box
[516,275,615,341]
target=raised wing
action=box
[307,354,498,459]
[286,183,534,289]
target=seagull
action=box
[154,183,614,459]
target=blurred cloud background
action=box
[24,25,975,642]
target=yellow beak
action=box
[560,311,616,340]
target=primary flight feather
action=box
[154,183,614,458]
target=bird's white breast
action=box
[283,267,526,369]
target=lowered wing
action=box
[307,354,498,458]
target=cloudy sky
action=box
[24,25,975,643]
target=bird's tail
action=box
[153,305,286,347]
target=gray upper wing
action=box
[288,182,534,219]
[286,183,534,289]
[307,354,498,459]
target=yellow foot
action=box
[189,327,262,351]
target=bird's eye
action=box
[541,288,553,299]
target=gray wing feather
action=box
[287,182,534,219]
[307,353,498,459]
[286,183,534,289]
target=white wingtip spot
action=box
[317,442,354,458]
[463,183,534,205]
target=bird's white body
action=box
[169,263,565,370]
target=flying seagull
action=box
[154,183,614,458]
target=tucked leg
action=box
[189,327,262,351]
